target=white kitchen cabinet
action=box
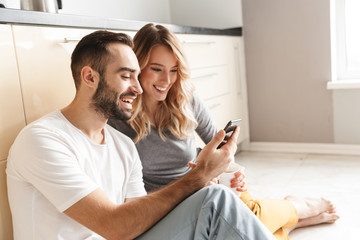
[232,37,250,144]
[12,25,90,124]
[0,24,23,240]
[178,33,249,145]
[10,24,248,145]
[12,25,136,124]
[178,34,233,69]
[0,24,26,160]
[204,94,234,130]
[190,66,231,101]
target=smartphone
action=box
[217,119,242,149]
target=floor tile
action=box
[235,151,360,240]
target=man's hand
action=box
[188,162,219,186]
[190,126,240,186]
[188,140,247,192]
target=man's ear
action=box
[81,66,99,88]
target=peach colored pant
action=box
[240,189,298,240]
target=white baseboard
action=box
[249,142,360,156]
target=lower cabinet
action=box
[12,25,136,124]
[190,66,231,101]
[0,24,26,160]
[12,25,90,124]
[182,34,249,146]
[9,24,249,145]
[0,23,24,240]
[203,93,246,145]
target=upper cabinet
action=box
[0,24,26,160]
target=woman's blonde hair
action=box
[129,23,197,143]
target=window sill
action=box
[327,80,360,90]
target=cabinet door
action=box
[194,94,233,148]
[12,26,136,124]
[190,66,231,101]
[204,94,233,131]
[0,24,26,160]
[205,93,245,145]
[178,34,233,69]
[185,35,249,145]
[12,25,87,124]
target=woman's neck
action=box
[143,97,160,125]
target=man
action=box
[6,30,275,239]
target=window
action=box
[328,0,360,89]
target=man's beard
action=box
[91,76,136,120]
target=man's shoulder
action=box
[11,111,73,150]
[7,111,72,168]
[17,111,62,134]
[107,118,137,140]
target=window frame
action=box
[328,0,360,89]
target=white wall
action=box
[242,0,360,145]
[59,0,242,29]
[243,0,335,144]
[60,0,171,23]
[3,0,243,29]
[169,0,242,29]
[333,90,360,144]
[0,0,20,9]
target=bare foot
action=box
[294,212,340,229]
[284,195,335,219]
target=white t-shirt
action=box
[6,110,147,240]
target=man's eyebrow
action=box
[119,67,136,73]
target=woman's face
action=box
[140,45,178,103]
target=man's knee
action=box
[199,185,244,211]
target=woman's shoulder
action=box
[191,92,209,117]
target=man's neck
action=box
[61,99,107,144]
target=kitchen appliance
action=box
[20,0,62,13]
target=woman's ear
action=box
[81,66,99,88]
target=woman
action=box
[108,23,339,240]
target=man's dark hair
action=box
[71,30,133,89]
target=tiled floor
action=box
[235,151,360,240]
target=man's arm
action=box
[64,127,239,240]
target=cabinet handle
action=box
[182,40,215,44]
[191,73,218,79]
[208,103,221,109]
[63,38,81,43]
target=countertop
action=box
[0,8,242,36]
